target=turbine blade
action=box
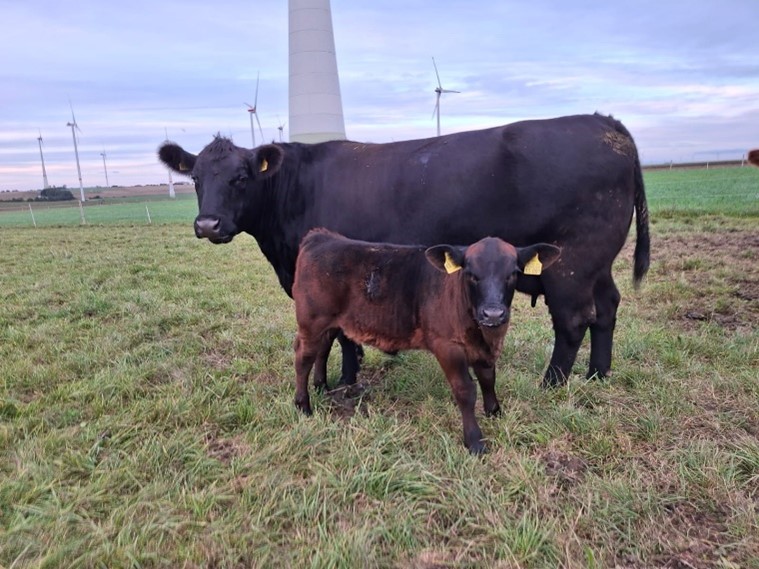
[441,89,460,94]
[255,112,264,141]
[432,57,442,89]
[431,92,440,120]
[254,71,260,107]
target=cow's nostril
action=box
[195,217,221,237]
[483,307,505,319]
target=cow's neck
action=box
[244,176,305,298]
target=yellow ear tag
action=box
[179,161,189,172]
[524,254,542,276]
[444,251,462,274]
[259,158,268,173]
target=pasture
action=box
[1,166,758,567]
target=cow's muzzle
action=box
[477,306,509,328]
[194,216,233,244]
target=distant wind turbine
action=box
[164,128,176,198]
[245,72,265,147]
[100,148,109,187]
[277,117,286,142]
[37,130,50,189]
[431,57,460,137]
[66,101,86,201]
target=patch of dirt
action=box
[641,229,759,332]
[324,382,372,419]
[541,449,588,487]
[204,431,249,464]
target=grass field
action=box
[1,168,758,567]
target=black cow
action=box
[158,113,650,387]
[293,229,561,453]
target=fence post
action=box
[145,205,152,225]
[78,200,87,225]
[29,203,37,228]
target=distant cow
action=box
[292,229,560,454]
[748,149,759,166]
[159,113,649,388]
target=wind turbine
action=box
[100,148,109,187]
[277,118,286,142]
[431,57,460,137]
[66,101,86,201]
[37,130,50,189]
[164,128,176,198]
[245,72,265,147]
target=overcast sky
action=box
[1,0,758,192]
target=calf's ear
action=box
[426,245,466,274]
[517,244,561,275]
[158,143,196,175]
[249,144,285,179]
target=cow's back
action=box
[304,114,638,253]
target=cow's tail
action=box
[632,152,650,288]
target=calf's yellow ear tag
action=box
[444,252,462,274]
[524,254,542,276]
[259,158,268,173]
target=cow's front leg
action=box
[472,362,501,417]
[433,346,485,454]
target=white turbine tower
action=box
[66,102,86,201]
[277,118,286,142]
[37,130,50,189]
[245,72,265,147]
[288,0,346,143]
[100,148,109,187]
[432,57,460,137]
[164,128,176,198]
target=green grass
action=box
[1,164,757,228]
[645,165,759,216]
[0,194,197,227]
[1,167,758,566]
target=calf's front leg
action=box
[472,362,501,417]
[433,345,485,454]
[293,332,319,415]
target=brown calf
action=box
[292,229,560,454]
[748,149,759,166]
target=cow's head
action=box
[158,136,285,243]
[748,149,759,167]
[426,237,561,328]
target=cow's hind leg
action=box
[543,283,596,388]
[472,363,501,416]
[587,270,620,380]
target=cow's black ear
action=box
[250,144,285,179]
[425,245,466,274]
[158,142,196,175]
[517,243,561,275]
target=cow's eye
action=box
[467,272,480,285]
[231,175,248,189]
